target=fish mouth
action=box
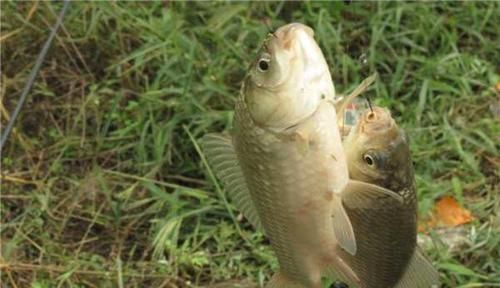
[274,23,327,81]
[273,23,314,51]
[360,106,395,134]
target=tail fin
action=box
[395,247,440,288]
[323,255,360,287]
[265,272,306,288]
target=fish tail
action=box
[331,195,357,255]
[265,272,306,288]
[394,247,440,288]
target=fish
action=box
[334,106,439,288]
[201,23,401,288]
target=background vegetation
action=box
[1,1,498,287]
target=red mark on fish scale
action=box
[297,200,315,216]
[324,191,333,201]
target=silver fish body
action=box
[233,97,347,287]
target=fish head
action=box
[243,23,335,130]
[344,106,414,193]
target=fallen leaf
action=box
[419,196,475,233]
[495,82,500,92]
[434,196,475,226]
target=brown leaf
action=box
[434,196,475,226]
[495,82,500,92]
[419,196,475,233]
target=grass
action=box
[1,1,499,287]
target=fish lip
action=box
[266,23,315,60]
[274,23,315,51]
[363,106,388,122]
[359,106,395,134]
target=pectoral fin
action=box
[332,180,404,255]
[294,131,311,156]
[395,246,440,288]
[331,195,357,255]
[200,133,263,231]
[342,179,404,209]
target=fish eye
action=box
[363,153,375,166]
[257,58,270,72]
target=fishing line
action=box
[366,95,374,113]
[0,0,70,151]
[261,18,277,39]
[263,19,274,34]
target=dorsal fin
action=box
[201,133,263,231]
